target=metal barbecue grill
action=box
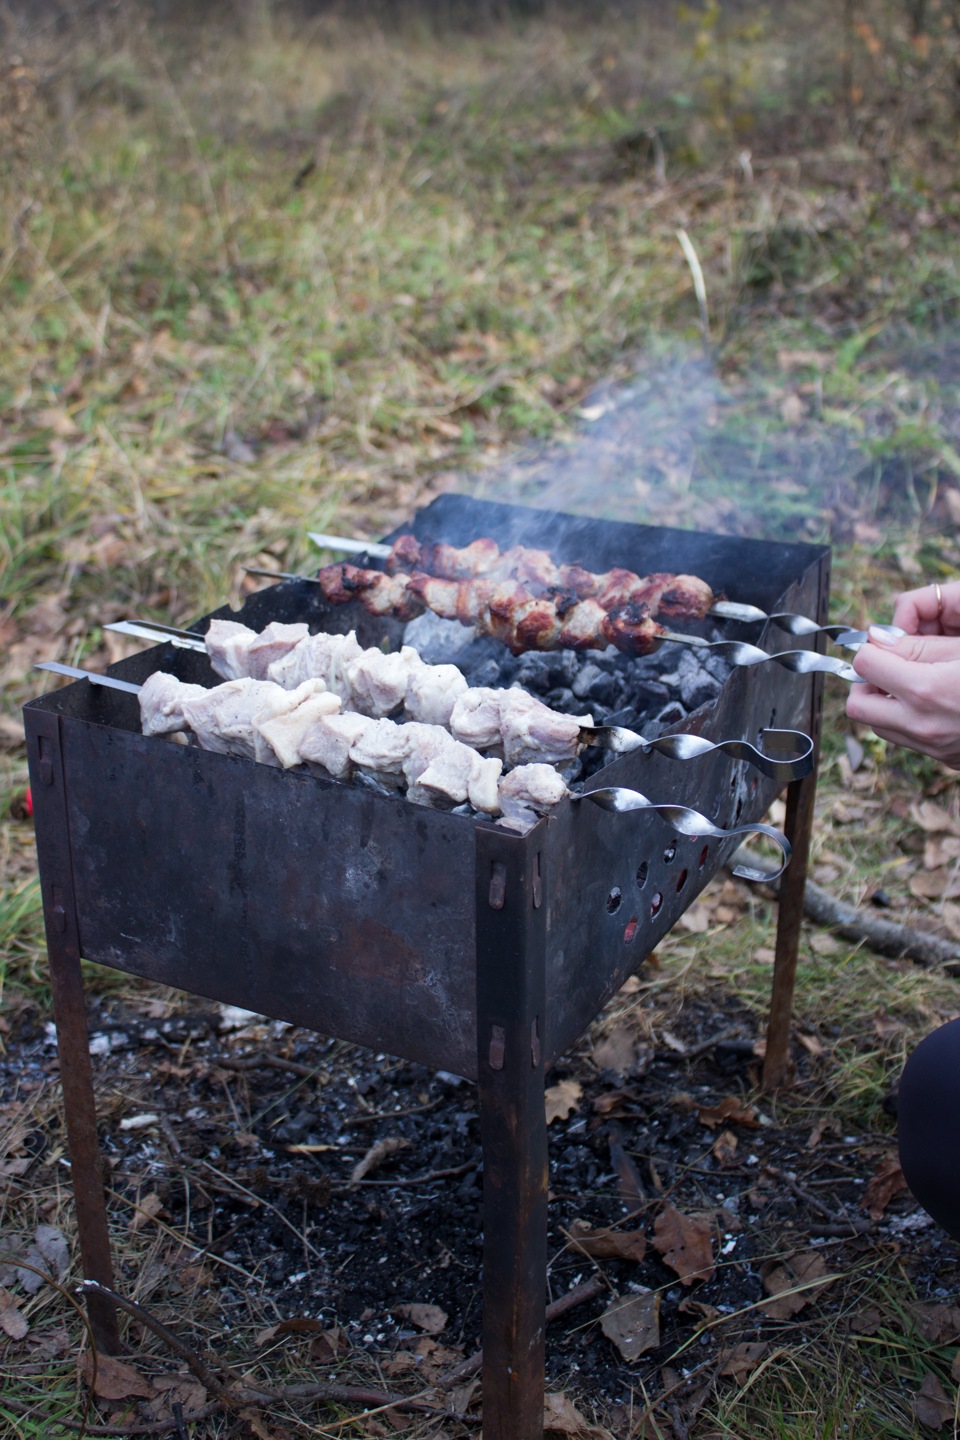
[25,493,831,1439]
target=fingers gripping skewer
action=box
[34,661,793,877]
[104,620,816,781]
[306,531,850,638]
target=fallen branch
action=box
[727,848,960,973]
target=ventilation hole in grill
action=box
[650,892,663,917]
[624,917,639,944]
[676,868,688,892]
[699,845,710,868]
[749,776,759,796]
[607,887,623,914]
[663,840,677,863]
[636,860,649,889]
[735,797,744,822]
[768,709,778,731]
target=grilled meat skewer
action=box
[308,531,853,638]
[315,562,666,655]
[309,531,713,616]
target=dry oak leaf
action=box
[697,1096,759,1129]
[0,1286,28,1340]
[719,1341,769,1380]
[80,1352,156,1400]
[910,801,960,836]
[543,1390,617,1438]
[143,1373,207,1423]
[862,1156,908,1220]
[565,1219,647,1264]
[912,1372,954,1429]
[652,1204,715,1285]
[909,1302,960,1345]
[545,1079,583,1124]
[396,1302,448,1335]
[759,1250,834,1319]
[599,1290,660,1362]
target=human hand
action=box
[892,579,960,636]
[845,628,960,769]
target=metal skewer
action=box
[105,619,816,781]
[306,531,851,638]
[34,661,792,877]
[35,661,142,693]
[571,791,791,882]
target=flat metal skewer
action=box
[305,531,851,638]
[105,619,816,781]
[35,661,142,693]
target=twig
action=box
[79,1281,236,1401]
[727,846,960,971]
[435,1275,606,1388]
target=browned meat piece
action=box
[600,603,664,656]
[316,563,424,620]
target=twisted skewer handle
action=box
[573,788,791,882]
[585,726,814,781]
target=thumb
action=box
[866,627,960,664]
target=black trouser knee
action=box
[898,1017,960,1243]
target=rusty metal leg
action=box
[762,762,819,1092]
[476,832,548,1440]
[26,709,121,1352]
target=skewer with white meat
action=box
[202,618,593,767]
[136,669,563,818]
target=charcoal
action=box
[402,611,474,664]
[545,687,576,712]
[513,653,556,694]
[571,663,619,708]
[676,650,723,711]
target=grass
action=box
[3,1,960,1435]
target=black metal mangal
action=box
[24,493,830,1439]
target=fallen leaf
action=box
[0,1287,28,1340]
[652,1204,715,1285]
[143,1373,207,1423]
[696,1096,759,1129]
[565,1220,647,1264]
[909,1302,960,1344]
[396,1302,448,1335]
[544,1391,616,1437]
[719,1341,768,1379]
[592,1026,637,1074]
[599,1291,660,1362]
[910,801,960,836]
[872,1010,906,1041]
[80,1352,156,1400]
[545,1079,582,1124]
[759,1250,834,1318]
[129,1192,166,1232]
[912,1372,953,1429]
[862,1157,908,1220]
[712,1130,739,1165]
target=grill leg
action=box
[477,1043,548,1440]
[26,709,121,1352]
[763,764,818,1091]
[48,944,121,1352]
[476,837,548,1440]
